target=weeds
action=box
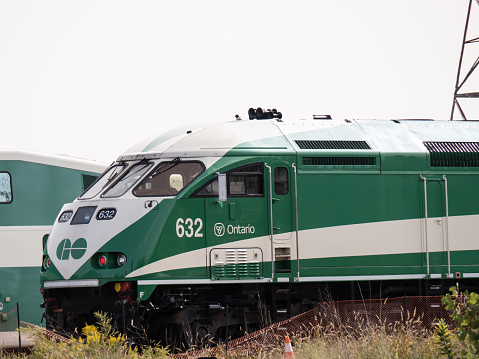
[2,293,472,358]
[287,312,438,359]
[4,311,170,359]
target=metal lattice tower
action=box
[450,0,479,121]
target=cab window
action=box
[103,162,153,198]
[194,163,263,197]
[134,161,205,197]
[79,164,127,200]
[0,172,12,203]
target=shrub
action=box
[442,286,479,358]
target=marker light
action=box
[99,255,107,267]
[43,257,51,270]
[117,254,127,267]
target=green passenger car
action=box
[0,149,105,326]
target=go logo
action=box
[56,238,87,260]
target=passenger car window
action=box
[134,161,205,197]
[0,172,12,203]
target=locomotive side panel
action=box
[296,172,425,278]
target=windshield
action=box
[102,162,153,198]
[79,164,127,200]
[134,161,204,197]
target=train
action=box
[40,109,479,346]
[0,148,105,327]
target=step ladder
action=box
[271,284,292,322]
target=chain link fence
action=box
[0,303,68,355]
[172,295,453,358]
[0,303,35,352]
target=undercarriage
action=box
[42,278,477,349]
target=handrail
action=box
[420,175,430,276]
[292,163,299,280]
[265,163,274,281]
[443,175,451,278]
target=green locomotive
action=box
[41,109,479,345]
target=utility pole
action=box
[450,0,479,121]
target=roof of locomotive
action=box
[117,118,479,161]
[0,148,107,173]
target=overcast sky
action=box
[0,0,478,163]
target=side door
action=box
[198,163,269,280]
[270,164,293,242]
[421,176,448,277]
[266,162,295,277]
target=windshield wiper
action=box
[151,161,180,179]
[120,162,150,182]
[101,165,126,189]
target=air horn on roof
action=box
[248,107,282,120]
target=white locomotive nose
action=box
[48,197,157,280]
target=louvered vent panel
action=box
[248,263,260,277]
[424,142,479,167]
[302,157,376,166]
[295,140,371,150]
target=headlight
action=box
[117,254,127,267]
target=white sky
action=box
[0,0,478,163]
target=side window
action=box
[193,163,263,197]
[0,172,12,203]
[274,167,289,195]
[195,178,219,196]
[228,164,263,196]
